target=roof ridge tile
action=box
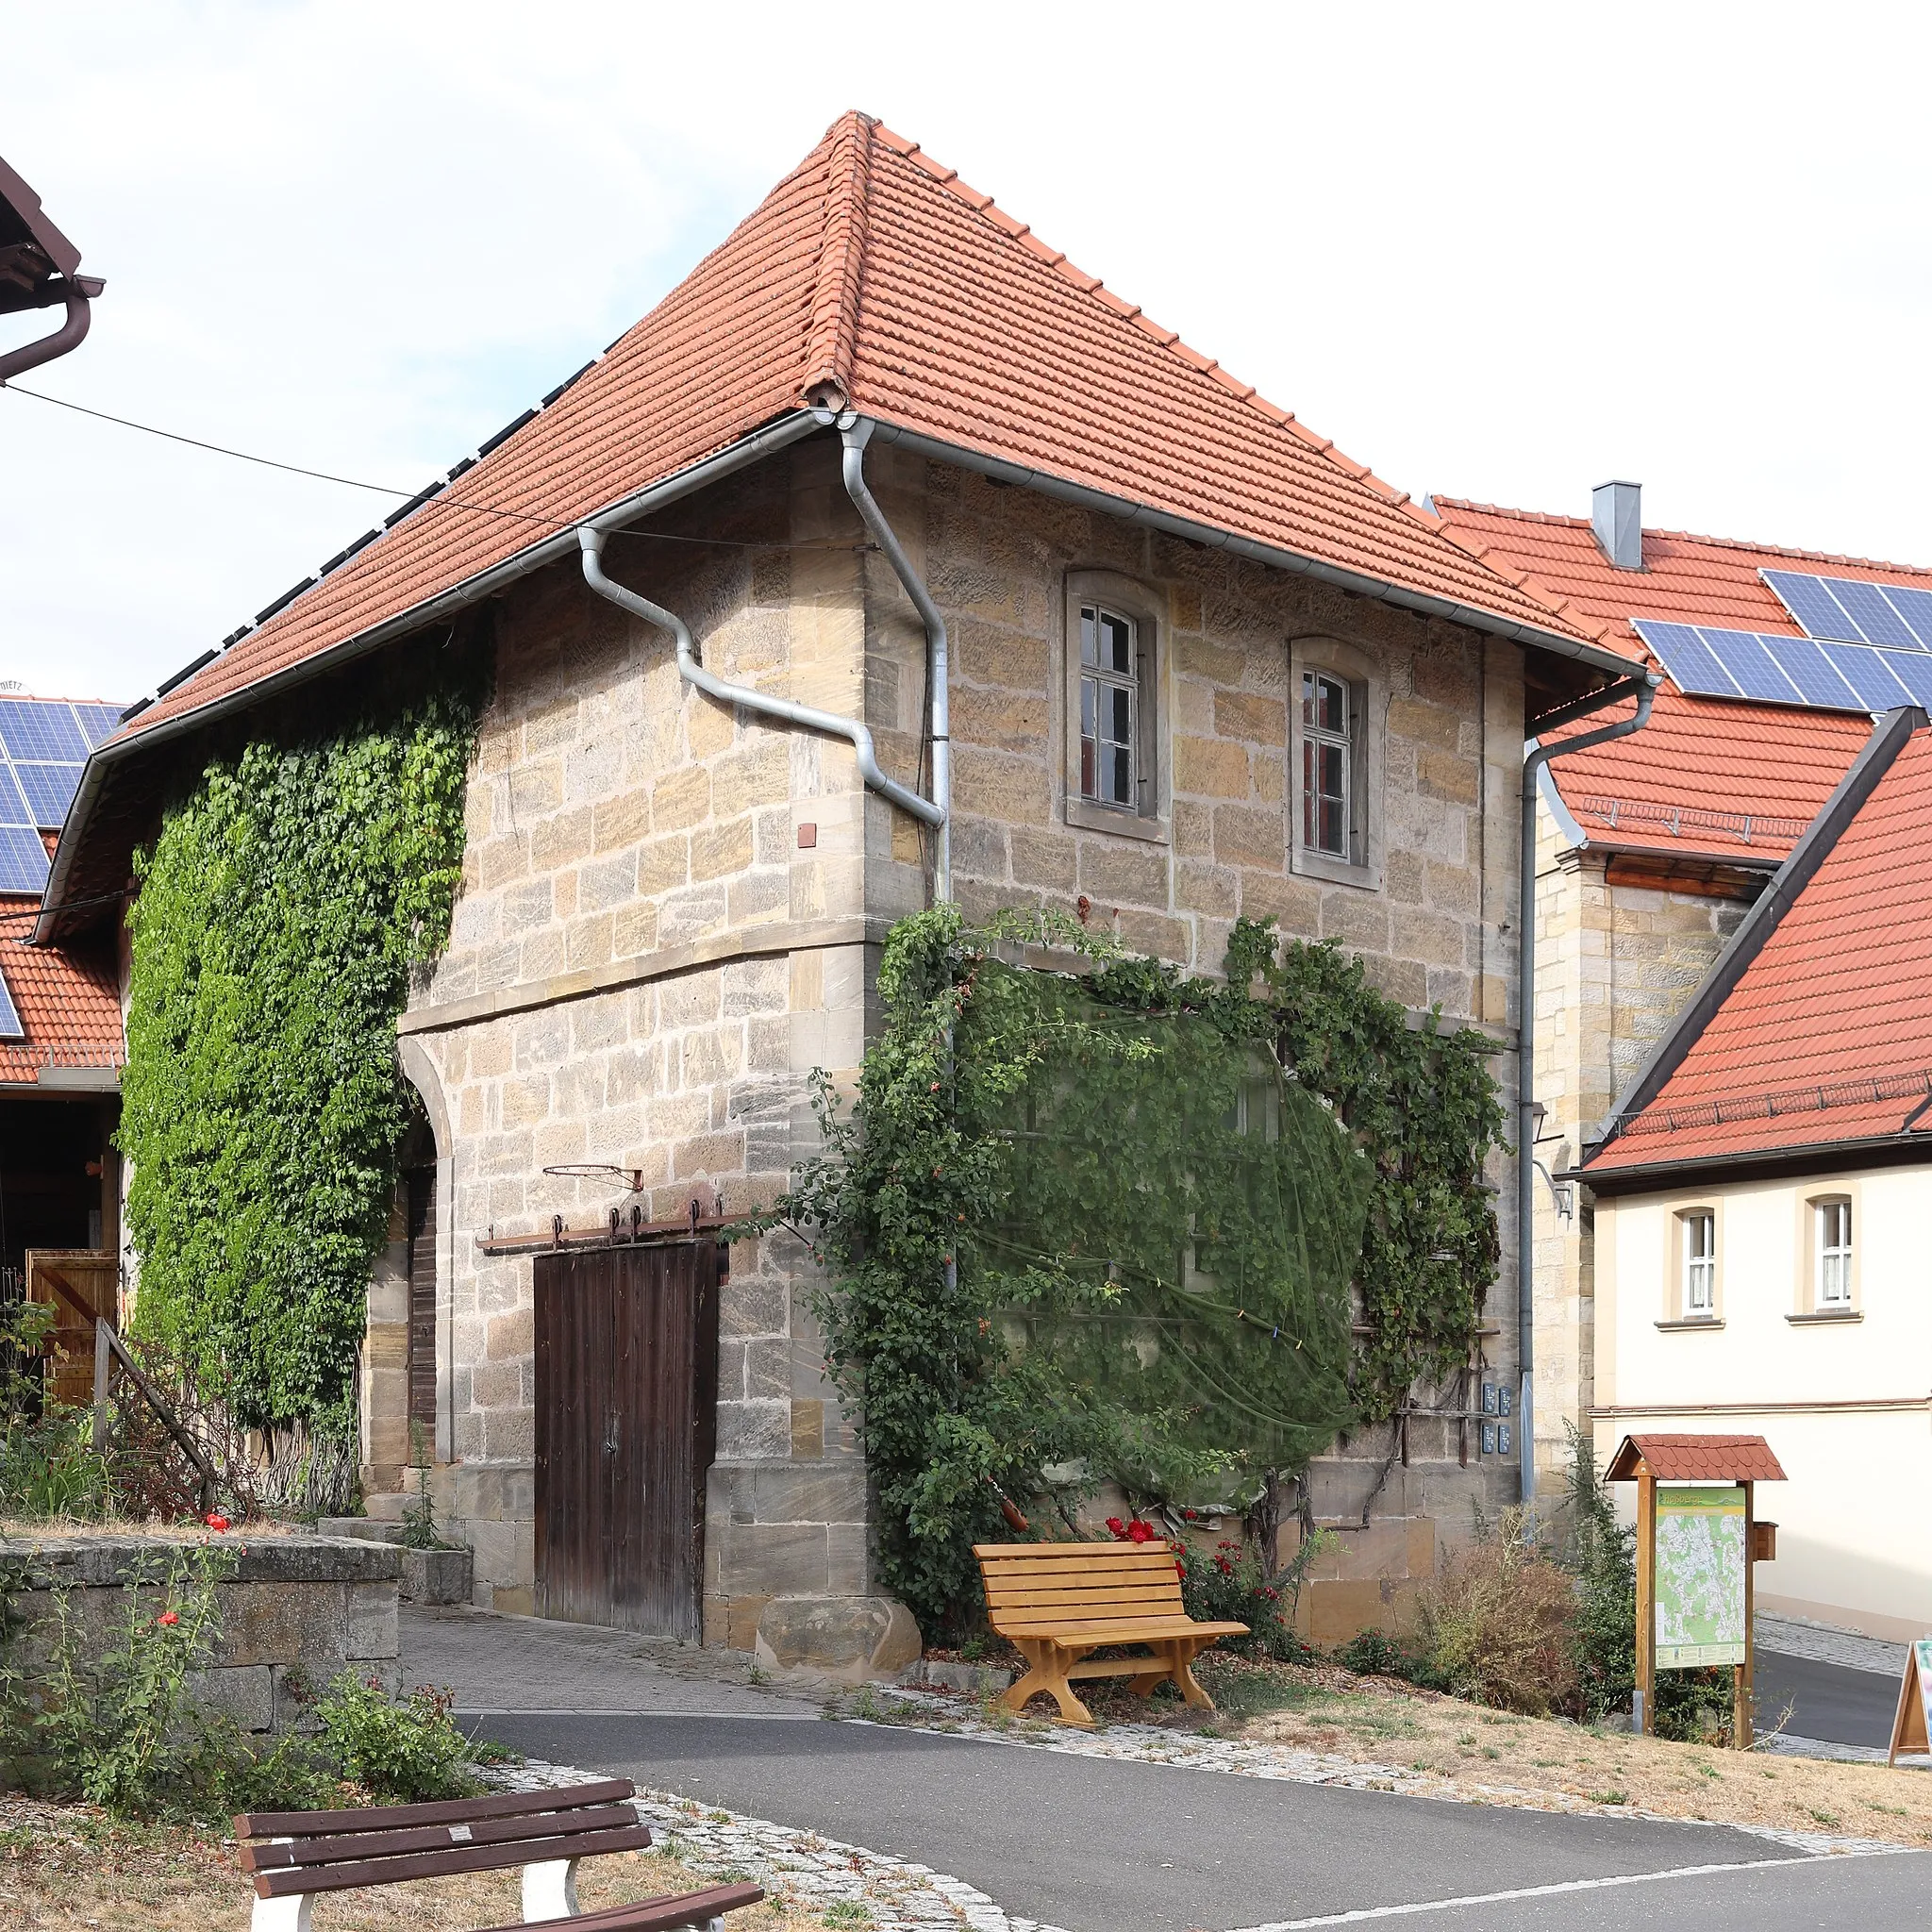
[798,110,874,408]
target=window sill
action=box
[1655,1316,1724,1330]
[1291,846,1382,892]
[1787,1307,1862,1324]
[1065,797,1169,845]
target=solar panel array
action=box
[1761,570,1932,649]
[0,698,122,893]
[1634,620,1932,715]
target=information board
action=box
[1654,1484,1747,1669]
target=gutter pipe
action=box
[1517,670,1659,1507]
[836,415,951,901]
[0,286,95,384]
[576,526,942,832]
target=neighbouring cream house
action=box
[41,114,1652,1668]
[1429,493,1922,1491]
[1583,706,1932,1640]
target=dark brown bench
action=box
[235,1778,764,1930]
[974,1540,1249,1728]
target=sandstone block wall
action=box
[2,1534,400,1734]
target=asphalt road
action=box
[458,1709,1927,1931]
[1754,1649,1901,1750]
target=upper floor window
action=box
[1682,1208,1716,1315]
[1079,605,1139,809]
[1816,1197,1853,1305]
[1301,671,1351,858]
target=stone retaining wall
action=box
[0,1534,400,1734]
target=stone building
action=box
[46,114,1640,1666]
[1432,491,1927,1486]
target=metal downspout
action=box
[1517,671,1659,1507]
[577,527,942,830]
[837,416,951,903]
[0,287,92,383]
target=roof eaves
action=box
[862,420,1637,680]
[1574,1129,1932,1192]
[1582,705,1927,1167]
[36,408,826,943]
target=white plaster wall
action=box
[1595,1164,1932,1637]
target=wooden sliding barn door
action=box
[533,1242,719,1638]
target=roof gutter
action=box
[36,409,825,941]
[1517,671,1659,1508]
[861,422,1640,682]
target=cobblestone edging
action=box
[489,1758,1069,1932]
[858,1687,1904,1859]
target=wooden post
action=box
[1736,1478,1756,1750]
[1634,1461,1656,1736]
[91,1316,111,1452]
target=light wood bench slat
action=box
[974,1541,1248,1729]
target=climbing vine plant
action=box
[753,908,1505,1634]
[119,688,481,1436]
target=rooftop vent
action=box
[1592,480,1642,571]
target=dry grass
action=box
[1076,1656,1932,1844]
[0,1797,821,1931]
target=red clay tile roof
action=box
[1436,500,1888,863]
[114,113,1609,749]
[1586,727,1932,1174]
[0,894,122,1083]
[1606,1434,1786,1482]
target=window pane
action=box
[1319,795,1343,855]
[1319,741,1343,801]
[1081,676,1096,737]
[1301,670,1316,729]
[1080,607,1097,667]
[1103,611,1133,673]
[1080,734,1095,797]
[1109,685,1132,744]
[1302,741,1316,843]
[1318,675,1345,735]
[1109,745,1131,803]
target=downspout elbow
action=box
[0,289,92,384]
[576,525,942,828]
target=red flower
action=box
[1105,1517,1126,1538]
[1126,1519,1157,1543]
[156,1610,179,1627]
[206,1514,230,1532]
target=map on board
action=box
[1655,1485,1747,1669]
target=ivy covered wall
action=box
[119,682,482,1436]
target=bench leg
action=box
[522,1856,581,1922]
[999,1640,1096,1728]
[251,1897,313,1932]
[1169,1639,1215,1710]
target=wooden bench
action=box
[235,1778,764,1930]
[974,1541,1249,1729]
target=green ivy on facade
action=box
[119,689,480,1436]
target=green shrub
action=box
[313,1674,479,1805]
[1175,1533,1320,1662]
[1331,1626,1441,1686]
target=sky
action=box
[5,1,1932,706]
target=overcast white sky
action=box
[5,2,1930,705]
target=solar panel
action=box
[0,699,88,762]
[1761,633,1865,708]
[1829,578,1921,651]
[1820,641,1914,708]
[1632,622,1741,698]
[1761,571,1862,641]
[1703,629,1805,705]
[74,704,122,747]
[0,827,50,893]
[0,768,34,828]
[14,763,81,828]
[0,967,23,1041]
[1881,585,1932,649]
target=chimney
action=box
[1592,480,1642,570]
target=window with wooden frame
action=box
[1666,1205,1720,1323]
[1792,1190,1860,1320]
[1290,639,1379,888]
[1064,574,1164,841]
[1815,1196,1852,1306]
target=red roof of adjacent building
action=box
[1435,500,1889,864]
[0,894,122,1084]
[1586,726,1932,1174]
[113,113,1611,749]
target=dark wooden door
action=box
[533,1242,719,1638]
[405,1167,438,1444]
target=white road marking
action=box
[1226,1849,1901,1927]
